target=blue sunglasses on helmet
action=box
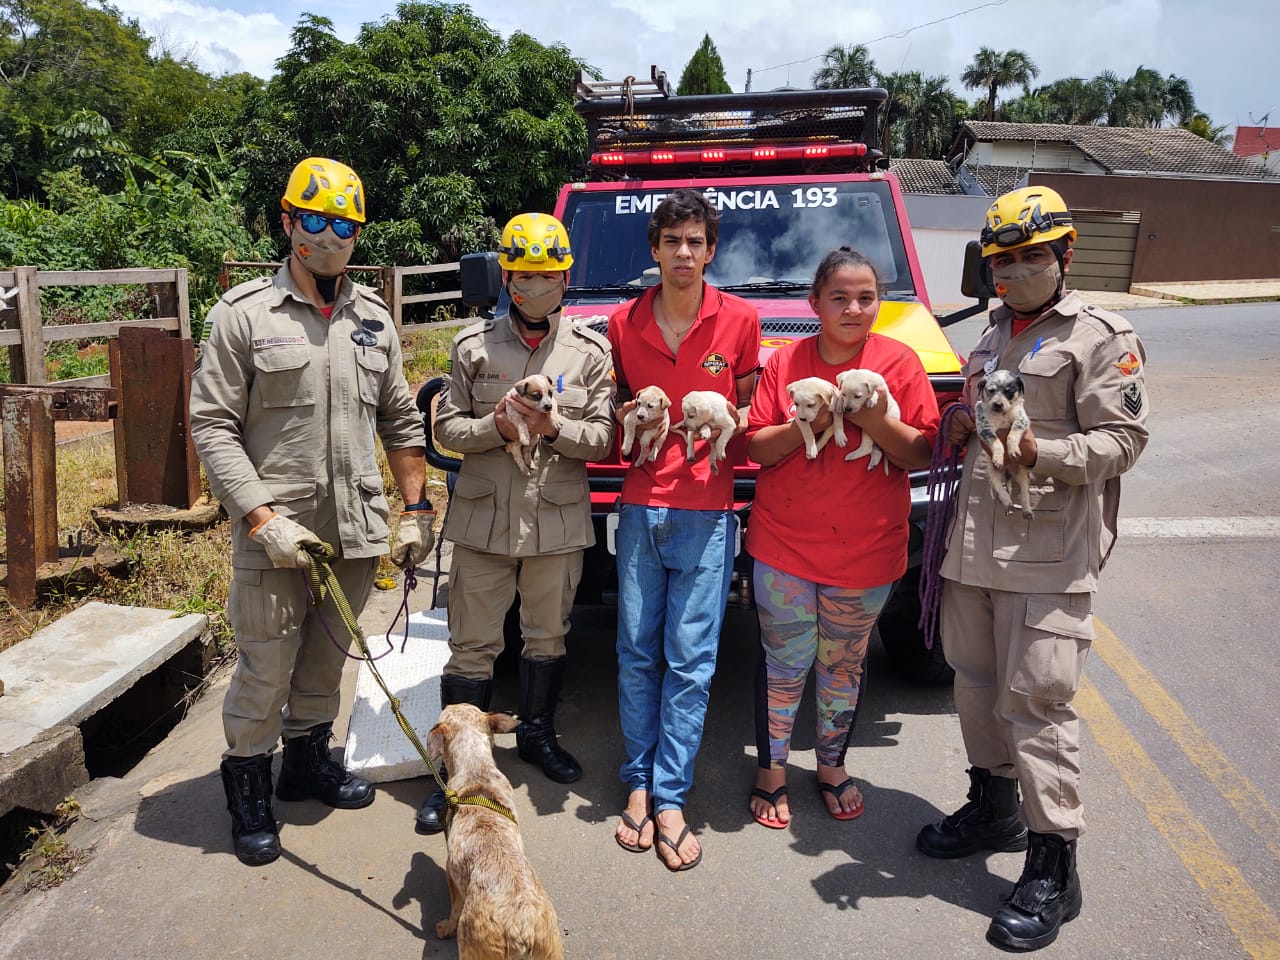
[292,210,359,240]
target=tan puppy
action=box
[505,374,560,476]
[621,384,672,464]
[786,377,838,459]
[427,704,564,960]
[831,368,900,472]
[676,390,739,475]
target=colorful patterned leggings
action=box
[753,559,892,768]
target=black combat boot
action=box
[516,656,582,784]
[415,675,493,834]
[987,832,1083,951]
[917,766,1029,858]
[276,721,375,809]
[220,754,281,867]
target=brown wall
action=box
[1029,172,1280,283]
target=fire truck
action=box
[426,67,992,683]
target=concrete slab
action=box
[0,602,208,756]
[0,725,88,817]
[1131,278,1280,304]
[343,607,451,783]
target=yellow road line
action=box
[1092,619,1280,863]
[1078,676,1280,959]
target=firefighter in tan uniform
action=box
[190,158,431,867]
[916,186,1149,950]
[415,212,615,834]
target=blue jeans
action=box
[616,504,735,813]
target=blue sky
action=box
[114,0,1276,132]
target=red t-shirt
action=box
[608,283,761,510]
[745,333,940,588]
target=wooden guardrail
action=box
[220,260,463,332]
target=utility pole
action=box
[745,68,752,92]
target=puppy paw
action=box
[435,920,457,940]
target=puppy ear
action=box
[427,722,446,765]
[976,376,987,394]
[1012,374,1025,393]
[487,711,520,736]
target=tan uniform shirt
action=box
[940,290,1149,594]
[436,310,614,557]
[190,264,425,568]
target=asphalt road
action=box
[1,302,1277,960]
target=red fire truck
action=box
[430,68,991,682]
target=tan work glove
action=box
[249,513,323,568]
[391,503,436,569]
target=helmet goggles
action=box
[293,210,359,240]
[980,208,1073,251]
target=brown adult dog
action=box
[505,374,560,476]
[427,704,564,960]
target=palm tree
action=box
[875,70,919,156]
[1181,112,1233,148]
[960,47,1039,121]
[812,43,876,89]
[1036,77,1108,125]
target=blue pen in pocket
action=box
[1030,337,1043,359]
[557,374,563,392]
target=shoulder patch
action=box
[569,321,611,352]
[1080,304,1134,335]
[223,275,273,306]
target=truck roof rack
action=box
[574,65,673,104]
[572,84,887,178]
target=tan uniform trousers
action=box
[223,556,377,757]
[445,543,583,679]
[941,580,1094,839]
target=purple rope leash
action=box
[302,566,408,662]
[918,401,972,648]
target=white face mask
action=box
[992,260,1062,314]
[289,223,356,278]
[508,274,564,320]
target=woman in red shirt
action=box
[745,247,940,827]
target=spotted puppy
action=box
[831,368,899,472]
[676,390,739,475]
[504,374,560,476]
[786,377,838,459]
[975,368,1033,519]
[621,385,672,465]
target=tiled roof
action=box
[959,164,1029,197]
[888,159,961,194]
[1233,126,1279,158]
[963,121,1271,178]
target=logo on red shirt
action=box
[701,353,729,376]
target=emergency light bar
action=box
[592,142,868,168]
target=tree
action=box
[812,43,876,89]
[876,71,964,158]
[1181,112,1233,148]
[676,33,731,95]
[960,47,1039,121]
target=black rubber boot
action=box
[220,755,280,867]
[917,766,1029,858]
[987,832,1083,951]
[276,722,375,809]
[416,675,492,834]
[516,656,582,784]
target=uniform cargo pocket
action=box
[358,473,390,542]
[1017,352,1072,421]
[1009,594,1094,702]
[991,494,1066,563]
[265,479,318,530]
[253,346,315,408]
[556,384,589,417]
[355,348,389,406]
[448,473,497,546]
[536,479,589,550]
[472,381,510,417]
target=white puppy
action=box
[504,374,559,476]
[831,368,900,472]
[786,377,838,459]
[676,390,739,475]
[621,385,672,464]
[975,369,1033,519]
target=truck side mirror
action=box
[460,252,502,308]
[959,240,996,300]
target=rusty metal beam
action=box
[0,385,117,421]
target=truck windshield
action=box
[561,179,915,298]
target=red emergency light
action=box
[590,141,867,169]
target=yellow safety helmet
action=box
[498,212,573,271]
[981,186,1076,257]
[281,157,366,223]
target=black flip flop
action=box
[749,785,790,829]
[615,809,653,853]
[656,825,702,872]
[818,777,865,821]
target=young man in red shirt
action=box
[608,189,761,871]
